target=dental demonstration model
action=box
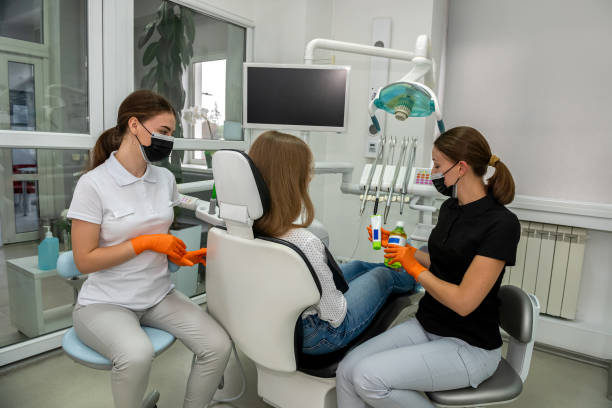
[371,214,383,250]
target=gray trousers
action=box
[73,289,231,408]
[336,318,501,408]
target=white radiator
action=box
[502,221,587,319]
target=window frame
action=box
[172,0,253,158]
[0,0,104,150]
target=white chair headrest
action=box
[212,150,270,225]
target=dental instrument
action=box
[360,134,386,215]
[373,136,395,215]
[383,137,409,223]
[400,138,418,215]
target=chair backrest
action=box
[207,150,322,372]
[498,285,540,382]
[207,227,320,372]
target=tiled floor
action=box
[0,311,609,408]
[0,244,610,407]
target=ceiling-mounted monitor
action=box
[243,63,350,132]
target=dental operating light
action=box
[369,80,445,134]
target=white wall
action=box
[252,0,334,223]
[444,0,612,359]
[443,0,612,205]
[320,0,443,262]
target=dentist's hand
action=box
[169,248,207,267]
[130,234,187,259]
[367,225,390,248]
[384,245,427,281]
[167,256,194,267]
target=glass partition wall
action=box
[0,0,251,361]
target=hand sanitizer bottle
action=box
[38,226,59,270]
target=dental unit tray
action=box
[358,166,440,196]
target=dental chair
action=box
[427,285,540,407]
[206,150,414,408]
[57,251,176,408]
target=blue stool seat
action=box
[63,326,176,370]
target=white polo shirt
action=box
[67,151,178,310]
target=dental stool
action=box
[427,285,540,407]
[206,150,414,408]
[57,251,176,408]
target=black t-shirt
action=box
[416,193,520,350]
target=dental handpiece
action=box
[360,135,387,215]
[374,137,396,215]
[384,137,409,223]
[399,138,417,215]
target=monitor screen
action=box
[243,63,350,132]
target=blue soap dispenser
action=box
[38,226,59,270]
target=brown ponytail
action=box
[88,90,176,171]
[90,127,123,169]
[434,126,515,205]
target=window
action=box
[0,147,89,350]
[0,0,90,135]
[0,0,100,359]
[134,0,247,169]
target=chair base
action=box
[257,365,337,408]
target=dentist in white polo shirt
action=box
[68,90,231,408]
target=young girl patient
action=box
[248,131,417,355]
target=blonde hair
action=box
[248,131,315,237]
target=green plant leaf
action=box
[138,21,156,49]
[140,66,157,90]
[183,9,195,44]
[143,42,159,66]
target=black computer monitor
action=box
[243,63,350,132]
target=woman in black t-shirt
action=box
[336,126,521,408]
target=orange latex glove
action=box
[167,255,194,267]
[384,245,427,281]
[169,248,207,267]
[131,234,187,259]
[367,225,391,248]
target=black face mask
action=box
[431,161,459,197]
[136,123,174,163]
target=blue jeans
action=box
[301,260,417,355]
